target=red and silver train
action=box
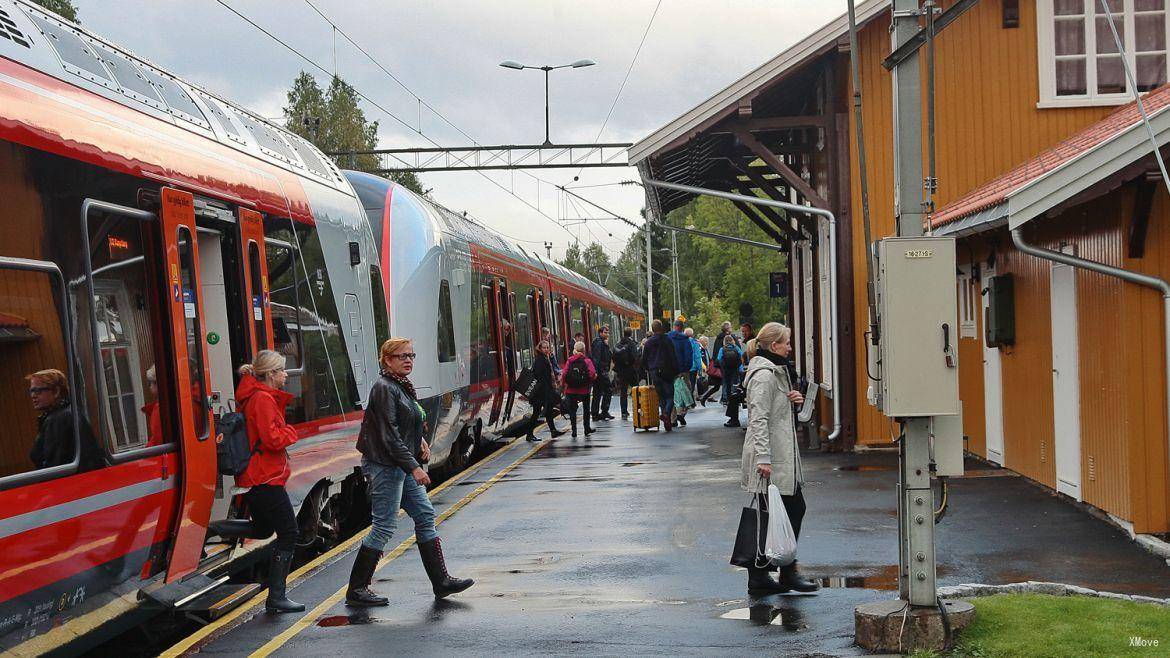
[0,1,641,653]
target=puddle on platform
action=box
[720,603,806,630]
[317,612,382,627]
[815,564,951,590]
[835,464,895,472]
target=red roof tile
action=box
[0,312,30,328]
[931,83,1170,228]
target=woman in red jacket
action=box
[229,350,304,613]
[560,341,597,437]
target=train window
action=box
[266,241,303,372]
[0,261,95,481]
[437,280,456,363]
[76,211,167,455]
[370,265,390,348]
[176,228,209,439]
[502,290,516,376]
[247,242,269,352]
[516,293,535,369]
[473,283,498,380]
[88,41,165,107]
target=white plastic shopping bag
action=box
[764,484,797,567]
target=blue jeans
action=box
[721,369,740,402]
[361,458,438,552]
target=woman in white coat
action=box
[739,322,819,595]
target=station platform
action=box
[168,404,1170,657]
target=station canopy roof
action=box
[630,0,885,222]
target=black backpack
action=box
[215,411,257,476]
[613,342,635,368]
[564,358,591,388]
[721,346,741,372]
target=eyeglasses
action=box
[392,353,417,361]
[28,386,51,396]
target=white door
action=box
[1050,251,1082,500]
[344,294,367,390]
[981,264,1005,465]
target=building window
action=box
[957,271,978,339]
[1038,0,1169,107]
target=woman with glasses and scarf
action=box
[346,337,474,607]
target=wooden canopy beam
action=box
[727,189,798,242]
[732,125,830,209]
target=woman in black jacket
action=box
[525,339,565,442]
[346,337,474,607]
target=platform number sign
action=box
[769,272,788,298]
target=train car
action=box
[0,1,641,653]
[346,171,643,446]
[0,1,383,653]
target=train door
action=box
[500,282,518,421]
[484,279,505,425]
[238,209,273,357]
[159,188,217,583]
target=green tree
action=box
[283,71,426,196]
[32,0,78,22]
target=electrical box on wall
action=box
[876,237,960,417]
[985,274,1015,347]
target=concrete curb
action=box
[937,581,1170,606]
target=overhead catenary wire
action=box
[1098,0,1170,199]
[573,0,663,180]
[213,0,577,240]
[300,0,643,243]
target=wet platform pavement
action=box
[184,404,1170,657]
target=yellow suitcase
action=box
[631,385,659,431]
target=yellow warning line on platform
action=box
[248,438,549,658]
[160,433,537,657]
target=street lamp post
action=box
[500,59,596,146]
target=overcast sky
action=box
[77,1,849,260]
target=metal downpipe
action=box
[641,178,842,441]
[1011,228,1170,488]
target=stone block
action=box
[855,600,976,654]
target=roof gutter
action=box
[1011,227,1170,489]
[642,178,841,441]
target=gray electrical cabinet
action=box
[877,237,960,417]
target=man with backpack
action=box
[612,328,640,420]
[590,325,615,422]
[641,319,679,431]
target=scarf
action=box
[37,398,69,428]
[756,348,787,368]
[382,369,417,400]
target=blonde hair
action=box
[26,368,68,397]
[573,341,586,353]
[754,322,791,354]
[745,338,758,360]
[379,337,413,369]
[537,339,551,351]
[238,350,286,379]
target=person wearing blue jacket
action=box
[667,319,694,427]
[685,327,703,396]
[717,336,745,427]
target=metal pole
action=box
[891,0,937,608]
[543,67,552,146]
[671,231,680,318]
[641,178,840,441]
[645,218,654,326]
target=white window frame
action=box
[93,280,146,451]
[957,269,978,339]
[1038,0,1170,108]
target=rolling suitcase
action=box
[631,385,659,432]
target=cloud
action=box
[77,0,849,259]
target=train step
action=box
[176,582,265,622]
[139,573,229,609]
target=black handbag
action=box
[514,367,538,400]
[730,493,770,569]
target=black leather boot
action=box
[346,545,389,607]
[778,561,820,593]
[747,565,789,595]
[265,550,306,613]
[418,537,474,598]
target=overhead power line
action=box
[213,0,575,239]
[575,0,663,179]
